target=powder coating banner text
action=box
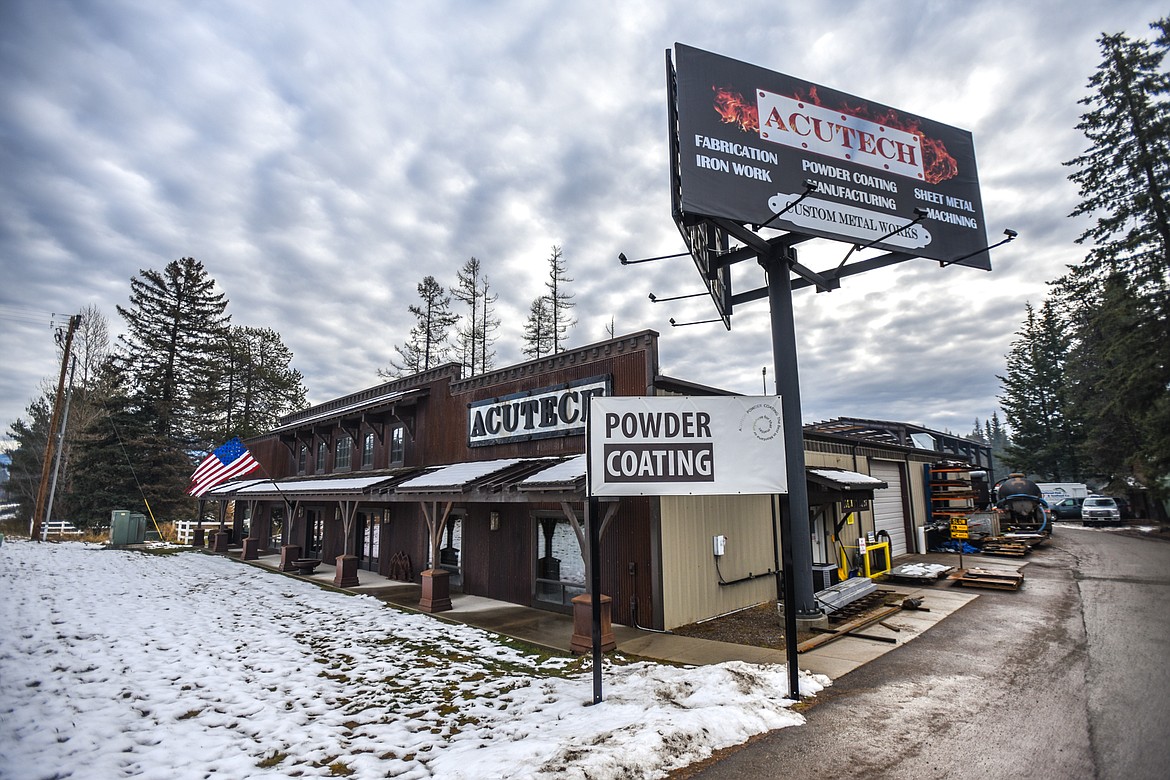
[587,396,788,496]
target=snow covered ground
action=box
[0,541,826,779]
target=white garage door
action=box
[870,461,908,557]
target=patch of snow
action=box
[0,542,825,779]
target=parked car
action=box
[1109,496,1134,520]
[1081,496,1122,526]
[1049,497,1085,521]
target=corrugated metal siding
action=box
[658,494,778,629]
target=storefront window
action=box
[430,515,462,589]
[269,508,284,550]
[534,515,585,607]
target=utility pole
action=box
[32,313,80,541]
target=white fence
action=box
[173,519,220,545]
[41,521,83,539]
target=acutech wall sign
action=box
[468,376,610,447]
[672,43,990,269]
[587,396,788,497]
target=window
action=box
[297,445,307,474]
[390,426,405,463]
[534,514,585,607]
[335,436,352,470]
[362,432,375,468]
[316,441,326,472]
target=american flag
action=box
[188,438,261,497]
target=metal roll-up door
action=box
[870,461,908,556]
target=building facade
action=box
[205,330,942,630]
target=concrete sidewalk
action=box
[239,550,1021,680]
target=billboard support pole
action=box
[762,245,819,701]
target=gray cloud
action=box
[2,0,1162,445]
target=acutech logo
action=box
[756,90,926,181]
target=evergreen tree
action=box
[998,301,1081,479]
[5,393,53,527]
[544,246,576,353]
[1057,17,1170,506]
[451,257,499,376]
[522,296,554,359]
[115,257,229,448]
[66,367,193,527]
[206,326,308,440]
[985,412,1011,479]
[1062,18,1170,304]
[380,276,458,377]
[1064,273,1168,486]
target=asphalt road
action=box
[678,526,1170,780]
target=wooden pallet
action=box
[949,567,1024,590]
[980,541,1030,557]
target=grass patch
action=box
[256,751,287,768]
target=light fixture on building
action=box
[490,511,500,531]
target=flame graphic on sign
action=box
[712,86,959,184]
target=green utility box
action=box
[110,510,147,546]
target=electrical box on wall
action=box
[713,534,727,557]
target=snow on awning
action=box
[382,456,585,503]
[202,478,269,497]
[806,468,888,491]
[518,454,586,489]
[204,471,422,501]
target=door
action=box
[304,509,324,558]
[870,461,909,556]
[358,512,381,572]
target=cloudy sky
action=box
[1,0,1163,446]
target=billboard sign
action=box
[587,395,787,497]
[672,43,990,269]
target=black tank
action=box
[996,474,1041,501]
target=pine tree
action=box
[544,246,576,353]
[451,257,499,376]
[986,412,1011,479]
[381,276,458,377]
[522,296,554,359]
[208,326,308,440]
[66,367,193,528]
[1058,17,1170,504]
[1062,18,1170,304]
[115,257,229,448]
[1064,273,1168,486]
[998,301,1081,479]
[5,393,53,527]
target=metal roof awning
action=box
[806,467,887,505]
[382,456,585,503]
[271,387,427,435]
[203,469,425,502]
[807,468,888,491]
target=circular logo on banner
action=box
[739,402,782,441]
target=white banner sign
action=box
[587,396,787,496]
